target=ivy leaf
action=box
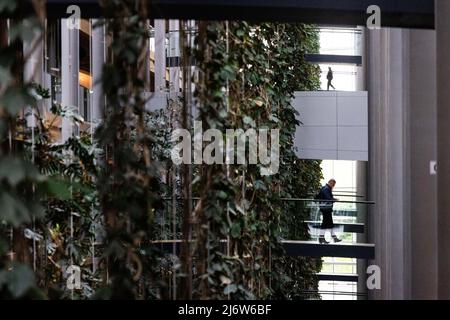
[0,156,41,186]
[0,85,36,115]
[223,284,237,295]
[235,204,245,215]
[0,66,11,86]
[0,191,31,227]
[269,114,279,123]
[60,105,85,124]
[230,223,241,238]
[0,157,26,186]
[243,116,255,127]
[219,275,231,285]
[254,180,267,191]
[4,263,37,298]
[236,29,245,37]
[0,0,17,13]
[218,109,228,119]
[9,18,41,43]
[44,177,72,200]
[217,190,228,200]
[254,98,264,107]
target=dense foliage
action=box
[0,0,323,300]
[188,21,323,299]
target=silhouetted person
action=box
[316,179,341,244]
[327,67,335,90]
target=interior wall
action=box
[408,29,438,300]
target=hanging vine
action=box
[0,0,323,300]
[93,0,163,299]
[0,0,48,299]
[189,21,323,299]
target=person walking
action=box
[316,179,341,244]
[327,67,335,90]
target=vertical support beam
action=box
[154,19,166,92]
[168,20,180,93]
[91,19,105,123]
[356,161,367,298]
[356,26,367,299]
[89,19,106,274]
[367,28,410,299]
[144,19,151,92]
[61,19,79,142]
[436,0,450,300]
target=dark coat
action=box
[318,184,335,203]
[327,70,333,81]
[317,184,335,229]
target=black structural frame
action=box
[21,0,434,29]
[305,54,363,66]
[154,240,376,259]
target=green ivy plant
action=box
[186,21,323,299]
[0,0,46,299]
[93,0,164,299]
[0,0,323,300]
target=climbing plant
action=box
[0,0,323,301]
[0,0,47,299]
[93,0,164,299]
[0,0,103,299]
[187,21,323,299]
[20,89,100,299]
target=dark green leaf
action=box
[223,284,237,295]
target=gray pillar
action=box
[356,26,368,299]
[168,20,180,94]
[90,19,106,123]
[436,0,450,300]
[367,28,410,300]
[155,19,166,92]
[356,161,368,298]
[368,26,439,300]
[61,19,79,142]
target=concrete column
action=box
[367,26,439,300]
[154,19,166,92]
[90,19,106,123]
[356,161,368,298]
[168,20,180,94]
[436,0,450,300]
[356,26,368,298]
[367,28,410,300]
[61,19,79,142]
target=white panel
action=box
[338,150,368,161]
[336,91,366,97]
[292,91,368,161]
[337,96,368,126]
[295,149,338,160]
[338,126,368,151]
[294,91,337,98]
[295,126,337,150]
[294,96,337,126]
